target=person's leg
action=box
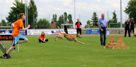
[103,28,106,46]
[128,28,131,37]
[79,28,82,38]
[124,28,127,37]
[39,39,42,43]
[17,35,28,44]
[64,25,68,34]
[80,28,82,35]
[100,29,103,46]
[76,28,78,37]
[77,28,79,37]
[2,36,19,59]
[133,27,134,35]
[130,28,132,34]
[45,39,48,42]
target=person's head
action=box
[127,19,129,22]
[19,13,25,20]
[101,14,105,19]
[131,17,134,21]
[77,19,79,22]
[41,32,45,36]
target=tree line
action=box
[0,0,136,29]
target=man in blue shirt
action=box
[98,14,109,46]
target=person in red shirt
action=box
[75,19,82,38]
[39,32,48,43]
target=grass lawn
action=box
[0,35,136,67]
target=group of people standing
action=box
[98,14,135,46]
[124,17,135,37]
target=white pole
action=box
[25,0,27,28]
[120,0,122,28]
[25,0,28,27]
[1,14,2,26]
[74,0,76,28]
[27,0,28,27]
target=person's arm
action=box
[39,36,43,41]
[98,19,103,31]
[106,24,109,30]
[124,23,126,29]
[75,22,77,29]
[43,36,46,42]
[130,22,131,27]
[80,22,82,28]
[22,25,30,31]
[98,25,103,31]
[134,21,135,27]
[106,20,109,30]
[11,23,14,31]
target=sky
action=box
[0,0,130,27]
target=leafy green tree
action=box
[6,0,38,28]
[6,0,25,25]
[91,12,98,26]
[28,0,38,29]
[112,10,117,23]
[56,15,64,28]
[64,12,67,21]
[51,14,57,24]
[108,10,117,25]
[1,19,7,26]
[68,14,73,24]
[125,0,136,22]
[36,18,51,29]
[87,20,91,25]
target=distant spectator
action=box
[39,32,48,43]
[130,17,135,35]
[124,19,131,37]
[98,14,109,46]
[75,19,82,38]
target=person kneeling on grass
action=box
[39,32,48,43]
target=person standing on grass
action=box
[2,13,31,59]
[130,17,135,35]
[124,19,131,37]
[75,19,82,38]
[98,14,109,46]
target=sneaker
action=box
[2,55,8,59]
[79,36,82,38]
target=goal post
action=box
[61,24,74,29]
[109,23,124,28]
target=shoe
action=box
[2,55,8,59]
[79,36,82,38]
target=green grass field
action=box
[0,35,136,67]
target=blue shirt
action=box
[98,18,108,27]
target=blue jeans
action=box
[100,27,106,45]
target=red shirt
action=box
[75,22,82,28]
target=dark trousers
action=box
[124,28,130,37]
[64,25,68,34]
[39,39,48,43]
[77,28,82,35]
[130,27,134,33]
[100,27,106,45]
